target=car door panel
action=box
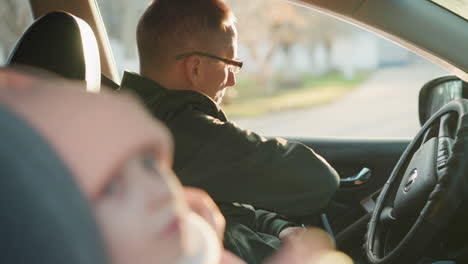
[286,137,410,231]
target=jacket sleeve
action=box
[252,210,297,237]
[219,203,297,237]
[169,109,340,216]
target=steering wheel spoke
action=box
[436,113,457,179]
[379,206,396,224]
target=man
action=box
[120,0,340,263]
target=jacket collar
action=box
[120,71,228,121]
[120,71,167,101]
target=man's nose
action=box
[226,71,236,87]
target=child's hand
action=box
[220,250,247,264]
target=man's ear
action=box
[183,56,201,87]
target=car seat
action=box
[6,11,101,92]
[0,103,108,264]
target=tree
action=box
[227,0,310,94]
[97,0,144,55]
[303,12,359,74]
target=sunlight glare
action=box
[76,19,101,93]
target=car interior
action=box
[2,0,468,264]
[7,11,101,92]
[5,10,121,91]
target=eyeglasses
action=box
[175,51,243,74]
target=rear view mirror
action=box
[419,75,468,126]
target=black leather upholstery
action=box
[0,104,108,264]
[6,12,101,91]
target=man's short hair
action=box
[137,0,236,72]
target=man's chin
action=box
[214,90,226,105]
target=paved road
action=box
[232,62,448,139]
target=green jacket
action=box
[120,72,340,262]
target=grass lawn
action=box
[222,71,372,118]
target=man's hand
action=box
[266,228,352,264]
[183,187,226,240]
[278,226,307,241]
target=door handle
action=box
[340,167,371,187]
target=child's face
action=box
[93,150,187,264]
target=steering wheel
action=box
[366,99,468,264]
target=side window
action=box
[97,0,448,138]
[96,0,148,74]
[0,0,33,65]
[224,0,448,138]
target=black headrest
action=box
[0,104,108,264]
[6,12,101,91]
[102,74,120,90]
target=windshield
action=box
[431,0,468,21]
